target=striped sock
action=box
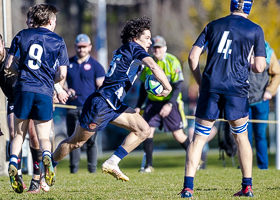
[9,155,18,169]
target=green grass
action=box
[0,152,279,199]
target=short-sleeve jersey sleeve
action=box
[8,31,22,56]
[254,26,266,58]
[193,24,209,48]
[58,39,70,67]
[132,44,150,61]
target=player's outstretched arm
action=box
[188,45,203,87]
[141,56,172,97]
[5,55,19,76]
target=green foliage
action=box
[183,0,280,62]
[0,153,279,199]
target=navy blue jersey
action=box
[9,27,69,97]
[98,42,150,110]
[194,15,266,97]
[67,56,105,107]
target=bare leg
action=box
[33,120,52,152]
[185,118,215,177]
[228,116,252,178]
[29,119,40,149]
[110,107,151,153]
[7,113,15,142]
[172,129,188,143]
[11,117,30,156]
[102,107,150,181]
[53,122,95,162]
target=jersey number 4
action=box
[28,44,43,70]
[217,31,232,59]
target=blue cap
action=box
[75,33,91,46]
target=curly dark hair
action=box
[120,16,152,44]
[32,4,58,28]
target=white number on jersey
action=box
[106,54,122,77]
[28,44,43,69]
[217,31,232,59]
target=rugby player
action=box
[180,0,266,198]
[6,3,69,193]
[52,16,172,182]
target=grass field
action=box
[0,151,279,199]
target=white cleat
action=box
[40,175,50,192]
[101,161,129,181]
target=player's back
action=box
[9,27,68,97]
[197,14,266,97]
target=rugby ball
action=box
[145,74,163,95]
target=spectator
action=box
[247,41,280,169]
[66,33,105,173]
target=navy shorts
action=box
[143,100,185,132]
[79,93,128,132]
[14,91,53,120]
[195,91,249,121]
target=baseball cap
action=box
[152,35,166,47]
[75,33,91,46]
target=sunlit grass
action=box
[0,152,279,199]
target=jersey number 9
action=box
[28,44,43,70]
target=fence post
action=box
[275,86,280,170]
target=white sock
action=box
[18,169,22,175]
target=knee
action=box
[69,141,85,150]
[140,124,151,140]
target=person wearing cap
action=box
[181,0,266,198]
[65,33,105,173]
[135,35,189,173]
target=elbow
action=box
[59,74,66,81]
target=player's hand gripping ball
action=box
[145,74,163,95]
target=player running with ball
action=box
[52,16,172,181]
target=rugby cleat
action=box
[180,188,194,199]
[8,164,24,193]
[233,185,254,197]
[101,161,129,181]
[42,155,56,186]
[18,175,27,190]
[40,174,50,192]
[27,179,41,194]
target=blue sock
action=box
[242,177,252,190]
[184,176,194,191]
[114,146,128,160]
[51,154,59,168]
[9,155,18,169]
